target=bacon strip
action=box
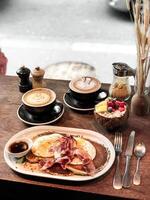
[73,148,96,175]
[49,135,76,159]
[55,156,71,169]
[39,135,95,175]
[39,157,55,170]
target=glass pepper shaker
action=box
[109,62,135,101]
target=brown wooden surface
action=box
[0,75,150,200]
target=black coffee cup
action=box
[68,77,108,102]
[22,88,56,115]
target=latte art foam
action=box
[76,78,97,90]
[69,77,101,94]
[25,92,51,106]
[22,88,56,107]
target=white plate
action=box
[4,126,115,181]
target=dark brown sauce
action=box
[9,141,28,153]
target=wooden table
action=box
[0,75,150,200]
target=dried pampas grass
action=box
[126,0,150,95]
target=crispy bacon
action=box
[73,148,92,163]
[55,156,71,169]
[73,148,96,175]
[49,135,76,159]
[39,135,95,175]
[39,135,76,171]
[39,157,55,170]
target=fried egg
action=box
[71,137,96,165]
[32,134,62,157]
[31,134,96,165]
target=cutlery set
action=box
[113,131,146,189]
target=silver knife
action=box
[122,130,135,188]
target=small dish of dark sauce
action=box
[9,141,28,153]
[7,138,33,158]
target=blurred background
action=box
[0,0,136,83]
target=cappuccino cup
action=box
[22,88,56,115]
[69,76,108,102]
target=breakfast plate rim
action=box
[4,125,115,181]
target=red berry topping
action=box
[112,108,116,112]
[107,101,114,107]
[107,99,126,112]
[114,102,119,109]
[108,107,113,112]
[119,107,125,112]
[119,102,125,108]
[116,100,121,105]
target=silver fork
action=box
[113,132,122,189]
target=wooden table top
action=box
[0,75,150,200]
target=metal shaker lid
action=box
[112,62,135,77]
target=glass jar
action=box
[109,62,135,101]
[109,75,131,101]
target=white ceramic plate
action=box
[4,126,115,181]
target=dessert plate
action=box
[4,126,115,182]
[63,90,108,111]
[17,101,64,126]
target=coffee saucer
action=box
[63,91,107,111]
[17,101,64,126]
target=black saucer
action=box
[17,101,64,125]
[63,90,108,111]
